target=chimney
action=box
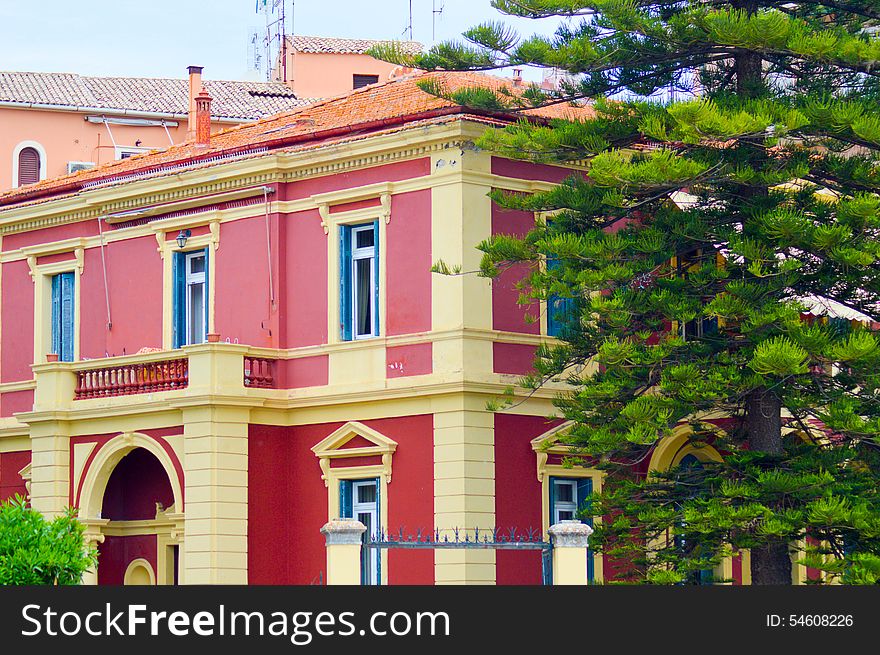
[187,65,204,140]
[195,89,213,147]
[512,68,523,87]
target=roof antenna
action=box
[404,0,413,41]
[432,1,444,43]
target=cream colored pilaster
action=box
[27,361,77,517]
[433,397,496,584]
[80,519,109,585]
[181,403,249,584]
[431,148,494,376]
[180,344,252,584]
[28,419,72,518]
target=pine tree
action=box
[375,1,880,584]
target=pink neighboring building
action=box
[274,36,423,98]
[0,67,312,192]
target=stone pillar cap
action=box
[321,518,367,545]
[548,520,593,548]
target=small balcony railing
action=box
[75,358,189,399]
[244,356,275,388]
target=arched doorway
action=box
[78,433,185,586]
[96,448,175,585]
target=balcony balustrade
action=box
[244,356,275,389]
[75,358,188,399]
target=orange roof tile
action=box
[0,71,593,210]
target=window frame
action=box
[12,140,47,188]
[549,475,595,583]
[353,74,380,89]
[24,244,85,365]
[115,146,151,160]
[648,428,732,584]
[156,221,219,351]
[340,221,380,342]
[50,271,76,362]
[341,478,381,585]
[532,423,604,583]
[172,248,210,349]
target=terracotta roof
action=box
[288,35,423,56]
[0,71,314,120]
[0,71,593,209]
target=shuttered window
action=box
[353,74,379,89]
[172,249,209,348]
[51,272,75,362]
[549,476,595,583]
[339,478,381,585]
[340,222,379,341]
[17,147,41,186]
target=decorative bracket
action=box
[318,203,331,235]
[380,192,392,224]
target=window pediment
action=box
[311,421,397,487]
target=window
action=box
[340,222,379,341]
[547,257,577,338]
[675,248,719,341]
[549,476,594,582]
[172,249,209,348]
[340,478,380,585]
[675,454,714,585]
[17,147,41,186]
[353,74,379,89]
[115,146,150,160]
[67,161,96,174]
[50,272,76,362]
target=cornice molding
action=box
[0,121,477,236]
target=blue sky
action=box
[0,1,565,81]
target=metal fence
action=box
[363,527,553,585]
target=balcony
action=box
[29,344,279,414]
[75,357,189,399]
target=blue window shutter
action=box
[548,475,557,522]
[59,272,75,362]
[577,477,594,583]
[339,479,352,519]
[340,226,352,341]
[202,247,210,340]
[51,274,61,357]
[372,220,380,337]
[547,257,575,338]
[542,547,553,586]
[172,252,186,348]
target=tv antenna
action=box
[253,0,288,82]
[403,0,414,41]
[433,1,445,42]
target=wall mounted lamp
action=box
[176,229,192,249]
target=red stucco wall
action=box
[0,450,30,502]
[81,236,163,358]
[97,534,158,585]
[494,413,560,585]
[248,414,434,584]
[1,260,34,384]
[215,216,274,347]
[491,203,540,334]
[282,208,328,348]
[386,190,432,336]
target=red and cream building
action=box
[0,70,751,585]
